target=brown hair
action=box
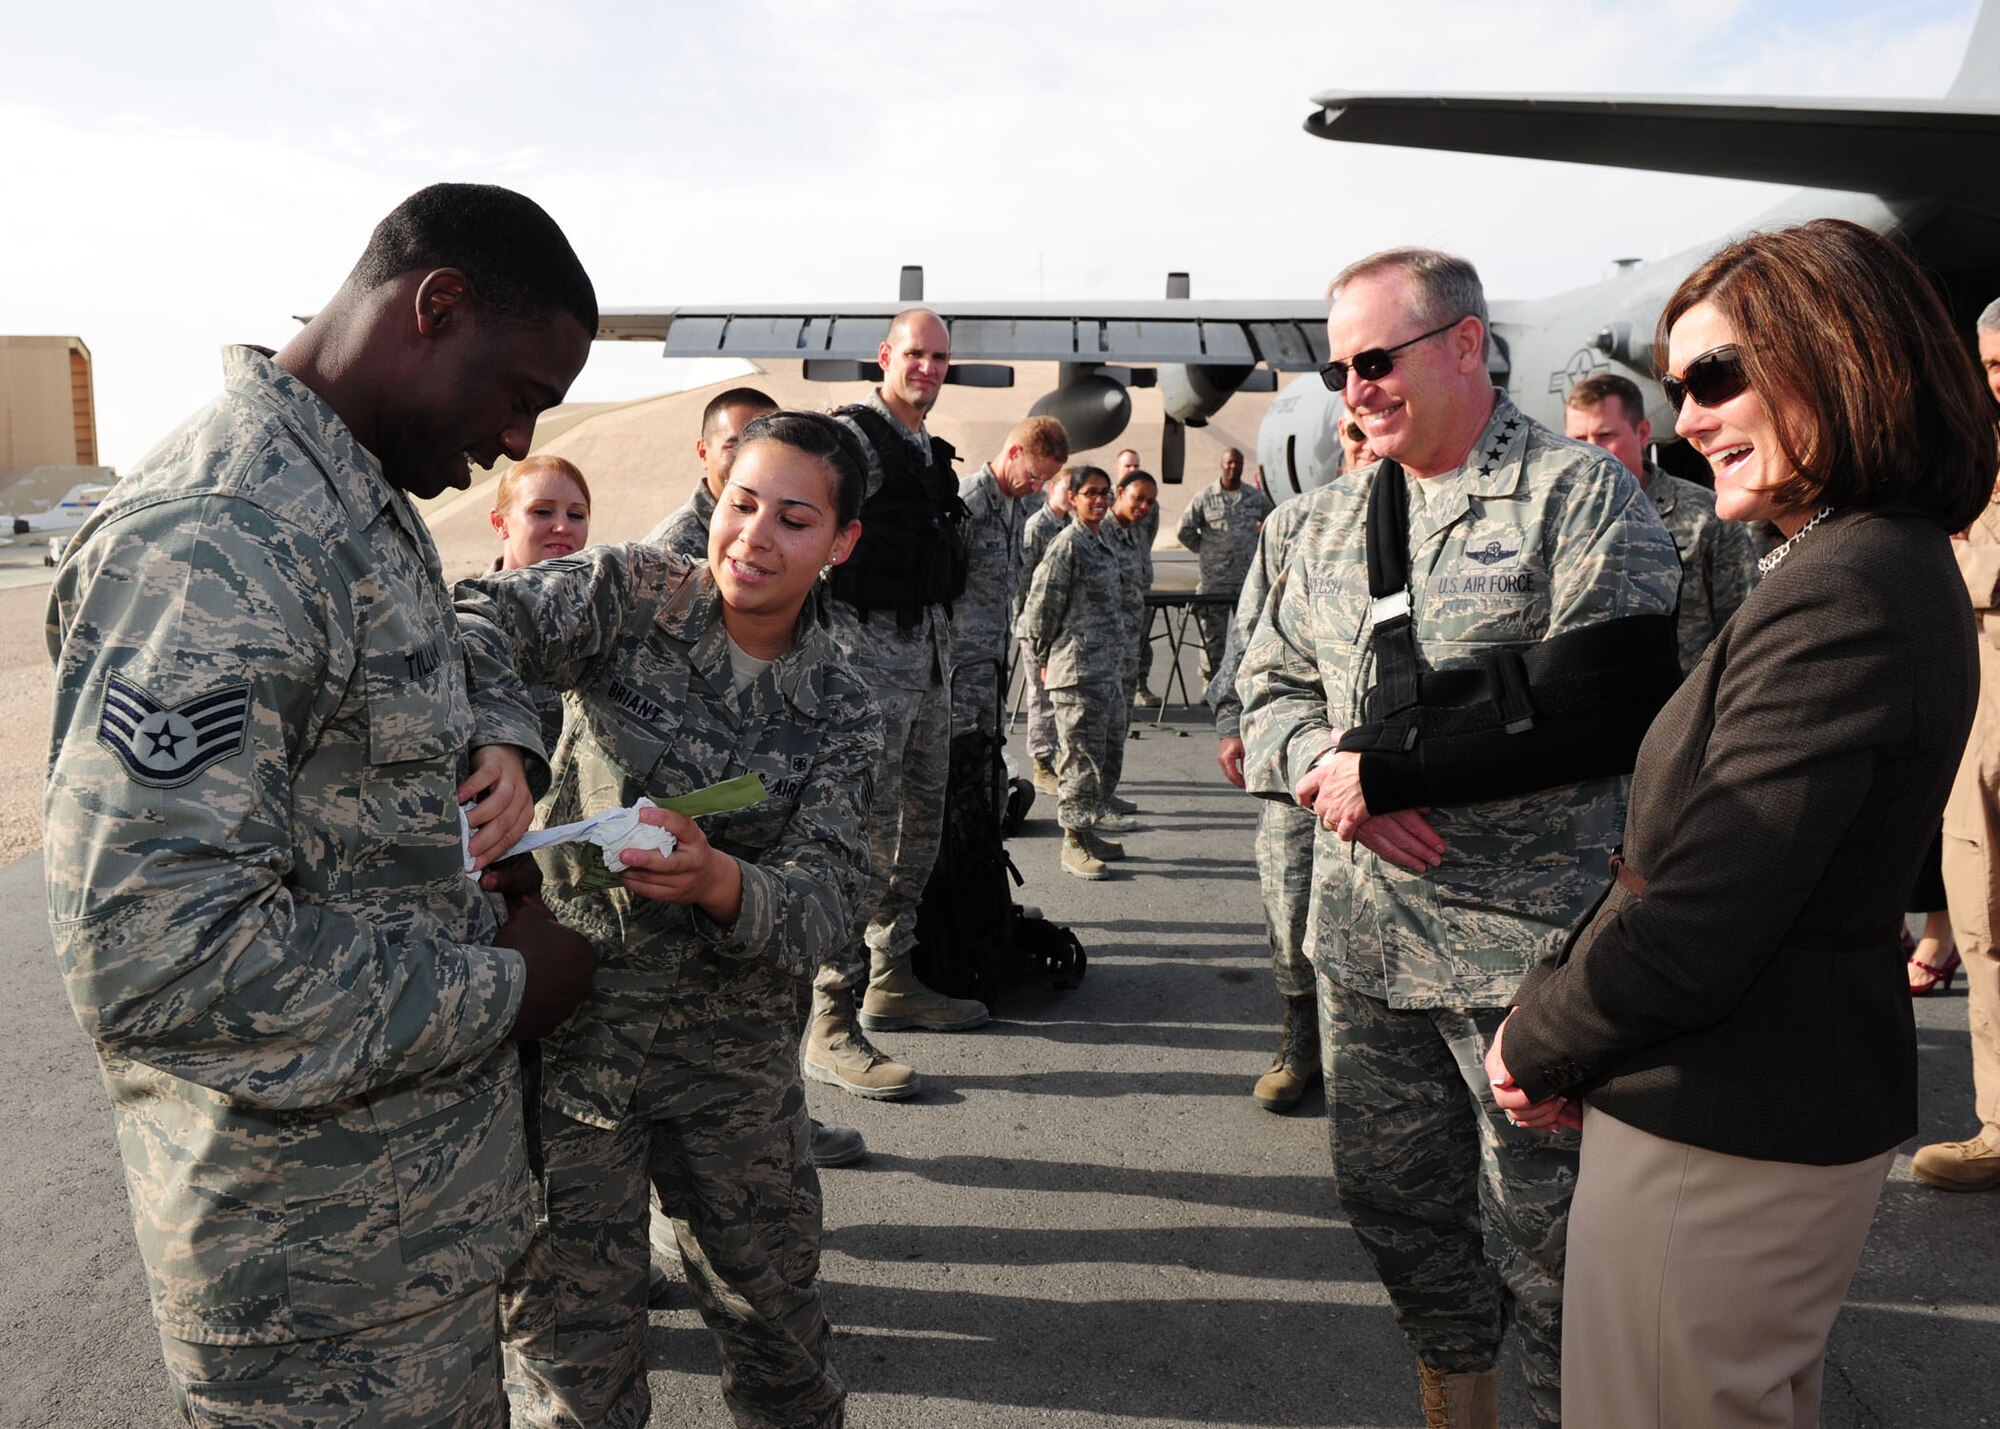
[1566,373,1646,426]
[494,454,591,515]
[1658,219,1994,530]
[1007,415,1071,465]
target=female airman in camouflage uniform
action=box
[1018,476,1075,789]
[1104,470,1160,815]
[487,453,593,752]
[1020,465,1128,880]
[457,412,881,1429]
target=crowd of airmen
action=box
[62,174,1946,1429]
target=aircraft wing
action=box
[1304,92,2000,201]
[594,300,1331,370]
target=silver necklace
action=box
[1758,506,1835,576]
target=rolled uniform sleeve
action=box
[46,498,524,1111]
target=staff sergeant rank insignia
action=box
[97,673,251,787]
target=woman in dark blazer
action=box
[1486,219,1995,1429]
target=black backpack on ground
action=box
[912,657,1086,1005]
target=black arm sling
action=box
[1333,460,1682,813]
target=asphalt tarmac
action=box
[3,688,1996,1427]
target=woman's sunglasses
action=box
[1317,318,1464,392]
[1661,345,1750,413]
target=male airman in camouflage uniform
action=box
[1019,478,1074,791]
[808,309,990,1102]
[1210,495,1333,1113]
[457,535,880,1429]
[1211,421,1380,1113]
[1238,248,1679,1427]
[645,386,778,561]
[43,184,600,1426]
[948,415,1069,735]
[1178,446,1276,683]
[1563,372,1756,674]
[1020,466,1128,879]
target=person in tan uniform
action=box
[1913,295,2000,1193]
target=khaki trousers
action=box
[1941,827,2000,1144]
[1942,537,2000,1146]
[1562,1108,1892,1429]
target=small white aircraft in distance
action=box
[593,1,2000,499]
[2,481,115,563]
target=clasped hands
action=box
[1292,740,1445,874]
[1484,1015,1583,1134]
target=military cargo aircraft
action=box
[595,2,2000,499]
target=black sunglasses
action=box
[1318,318,1464,392]
[1661,345,1750,413]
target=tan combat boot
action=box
[1082,829,1125,861]
[1912,1131,2000,1190]
[1032,757,1060,794]
[860,950,990,1032]
[1061,830,1110,880]
[804,987,919,1100]
[1253,992,1323,1113]
[1096,808,1138,834]
[1418,1363,1499,1429]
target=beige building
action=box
[1,336,98,470]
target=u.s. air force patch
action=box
[98,673,251,787]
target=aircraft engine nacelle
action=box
[1160,363,1255,427]
[1256,374,1344,497]
[1028,372,1133,452]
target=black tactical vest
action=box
[828,403,969,628]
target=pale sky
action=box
[3,0,1979,469]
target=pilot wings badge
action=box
[1463,540,1521,567]
[98,673,252,788]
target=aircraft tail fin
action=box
[1949,1,2000,99]
[1303,90,2000,200]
